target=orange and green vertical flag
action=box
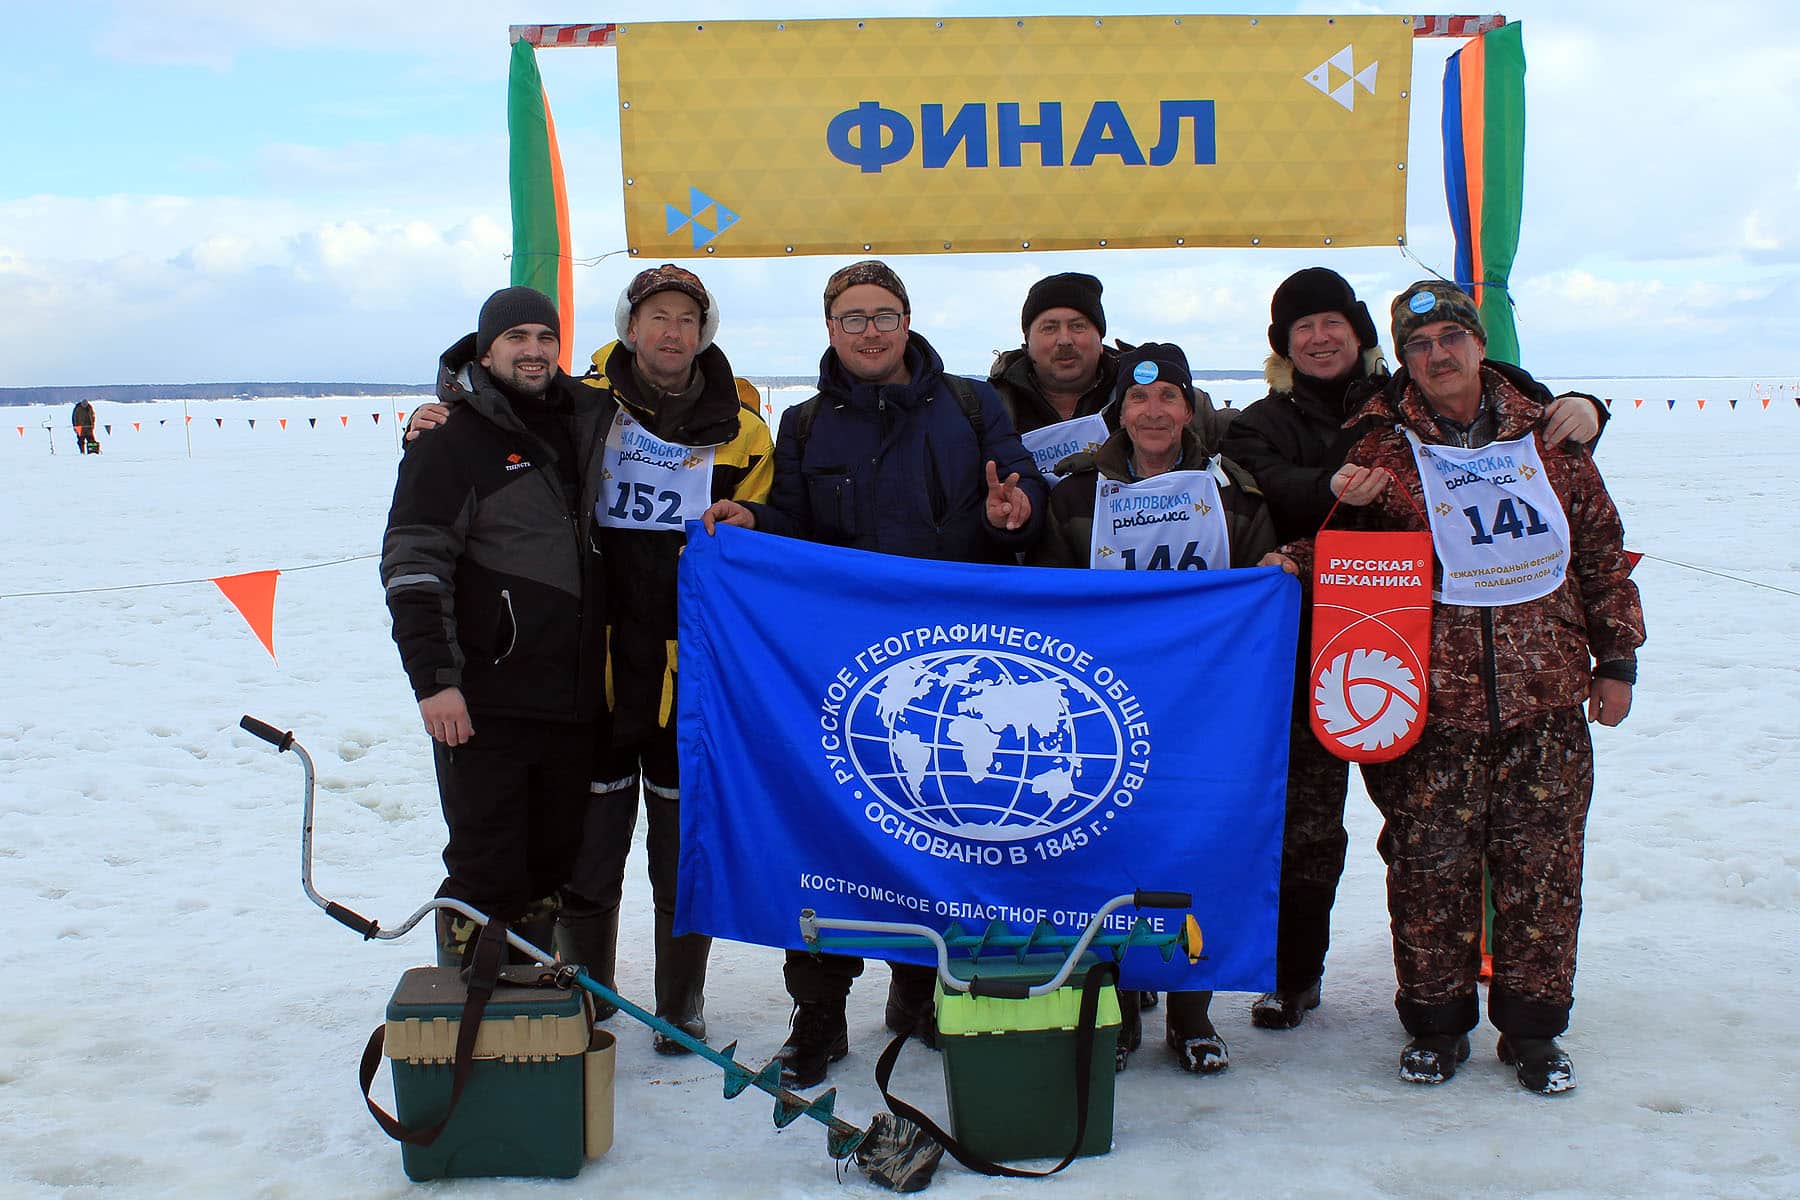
[508,39,574,373]
[1442,22,1526,365]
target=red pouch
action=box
[1308,528,1433,762]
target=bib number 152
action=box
[605,480,682,526]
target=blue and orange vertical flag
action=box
[1442,22,1526,365]
[507,39,575,374]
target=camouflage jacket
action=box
[1283,364,1644,732]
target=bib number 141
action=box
[1461,498,1549,546]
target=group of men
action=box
[380,256,1642,1099]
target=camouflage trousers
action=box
[1362,706,1594,1039]
[1272,715,1358,991]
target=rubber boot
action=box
[651,909,710,1054]
[554,903,621,1021]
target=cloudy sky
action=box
[3,1,1795,386]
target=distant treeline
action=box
[4,369,1265,408]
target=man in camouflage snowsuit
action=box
[1271,281,1643,1094]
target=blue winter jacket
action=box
[748,333,1046,563]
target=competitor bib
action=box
[597,410,717,532]
[1309,528,1433,762]
[1021,413,1110,486]
[1090,467,1231,571]
[1405,430,1571,606]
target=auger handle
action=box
[966,977,1033,1000]
[325,902,381,938]
[240,714,295,752]
[1132,889,1192,909]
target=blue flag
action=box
[676,525,1299,991]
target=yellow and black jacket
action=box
[581,340,774,743]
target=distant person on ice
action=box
[1031,340,1278,1076]
[71,398,100,454]
[1267,281,1644,1094]
[381,286,613,968]
[701,259,1046,1089]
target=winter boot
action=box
[1250,980,1322,1030]
[1115,989,1144,1072]
[1165,991,1228,1075]
[1140,990,1160,1011]
[778,998,849,1090]
[884,964,939,1049]
[1497,1036,1576,1095]
[651,909,711,1054]
[511,894,560,965]
[553,902,620,1021]
[1398,1033,1471,1084]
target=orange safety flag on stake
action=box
[1309,528,1434,762]
[212,570,280,662]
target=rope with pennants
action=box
[0,554,380,663]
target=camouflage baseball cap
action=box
[626,263,709,315]
[823,259,910,315]
[1390,280,1485,351]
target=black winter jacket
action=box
[380,334,613,723]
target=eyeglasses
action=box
[830,311,904,334]
[1401,328,1473,359]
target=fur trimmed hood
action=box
[1262,345,1386,395]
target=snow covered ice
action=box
[2,383,1796,1198]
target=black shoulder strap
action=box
[786,392,826,463]
[359,917,509,1147]
[871,960,1118,1180]
[944,374,985,439]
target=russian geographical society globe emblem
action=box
[845,649,1125,841]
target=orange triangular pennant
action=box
[396,411,405,422]
[212,570,280,661]
[133,421,142,432]
[1633,398,1643,409]
[279,418,288,430]
[186,415,193,425]
[1697,399,1707,411]
[14,426,22,436]
[340,415,349,427]
[1624,550,1643,571]
[1763,398,1772,410]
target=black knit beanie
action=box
[1111,342,1194,409]
[1267,268,1378,358]
[476,286,561,357]
[1022,272,1106,337]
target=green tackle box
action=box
[384,965,595,1181]
[934,954,1121,1163]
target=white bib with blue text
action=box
[1405,429,1571,606]
[1022,413,1110,486]
[597,410,717,532]
[1089,467,1231,571]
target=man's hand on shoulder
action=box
[404,402,453,443]
[419,687,474,745]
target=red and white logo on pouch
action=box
[1313,647,1422,753]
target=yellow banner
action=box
[616,15,1414,258]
